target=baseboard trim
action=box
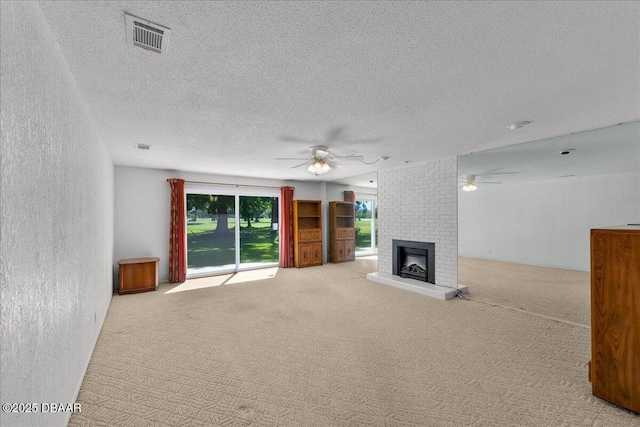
[66,293,112,426]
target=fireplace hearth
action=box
[367,238,468,300]
[392,239,435,284]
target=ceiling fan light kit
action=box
[308,159,331,175]
[459,174,502,191]
[461,182,478,192]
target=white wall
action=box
[377,158,459,289]
[114,166,327,283]
[1,3,114,426]
[458,171,640,271]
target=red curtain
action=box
[167,178,187,282]
[279,186,295,268]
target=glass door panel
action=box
[355,199,378,255]
[239,196,279,268]
[186,191,280,278]
[186,194,236,275]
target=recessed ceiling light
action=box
[506,121,532,130]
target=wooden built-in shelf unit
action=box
[329,201,355,263]
[293,200,322,267]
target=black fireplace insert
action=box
[392,239,435,284]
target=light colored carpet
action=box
[70,261,639,426]
[458,257,591,327]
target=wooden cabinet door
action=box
[336,240,346,261]
[118,258,159,295]
[310,243,322,265]
[591,229,640,412]
[299,243,311,266]
[345,240,355,261]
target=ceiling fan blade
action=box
[280,135,322,144]
[339,137,383,145]
[325,126,345,143]
[325,159,342,169]
[473,172,519,177]
[291,161,311,169]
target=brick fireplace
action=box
[366,156,468,300]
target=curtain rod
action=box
[173,179,376,195]
[178,180,283,190]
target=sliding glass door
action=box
[239,196,279,268]
[186,194,236,273]
[186,188,279,278]
[355,199,378,255]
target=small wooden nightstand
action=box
[118,257,160,295]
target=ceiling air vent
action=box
[125,13,171,57]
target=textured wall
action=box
[377,158,458,288]
[1,3,114,427]
[458,171,640,271]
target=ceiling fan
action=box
[276,145,364,175]
[459,174,502,191]
[458,170,519,191]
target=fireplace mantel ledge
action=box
[367,271,469,300]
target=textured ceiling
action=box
[38,1,640,184]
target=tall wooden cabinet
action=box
[590,225,640,413]
[293,200,322,267]
[329,201,355,263]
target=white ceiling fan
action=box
[459,174,502,191]
[276,145,364,175]
[458,170,519,191]
[277,126,389,175]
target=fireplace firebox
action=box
[392,239,435,284]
